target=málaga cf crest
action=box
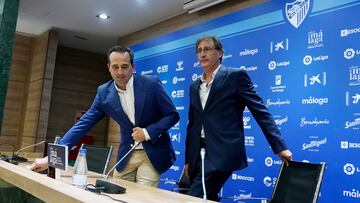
[285,0,311,28]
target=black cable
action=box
[99,193,128,203]
[85,184,127,203]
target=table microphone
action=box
[200,148,207,202]
[95,141,141,194]
[4,141,45,164]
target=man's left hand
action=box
[132,127,146,142]
[277,150,292,166]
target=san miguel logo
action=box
[285,0,311,28]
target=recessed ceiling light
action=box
[97,13,110,20]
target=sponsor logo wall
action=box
[132,0,360,202]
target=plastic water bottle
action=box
[72,148,88,188]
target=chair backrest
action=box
[80,144,113,175]
[270,161,326,203]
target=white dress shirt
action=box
[199,64,221,138]
[114,76,150,149]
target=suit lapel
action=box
[192,79,203,112]
[107,80,133,126]
[134,75,146,126]
[204,65,227,110]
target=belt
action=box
[134,148,144,151]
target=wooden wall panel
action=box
[0,34,33,149]
[47,46,110,145]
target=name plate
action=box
[48,143,68,171]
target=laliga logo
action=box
[285,0,311,28]
[344,163,356,175]
[192,73,200,81]
[265,157,273,167]
[303,55,312,65]
[344,48,356,59]
[268,61,277,70]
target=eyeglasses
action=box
[196,46,216,54]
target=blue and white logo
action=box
[344,48,356,59]
[303,55,312,65]
[285,0,311,28]
[344,163,356,175]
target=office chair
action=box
[221,161,326,203]
[80,144,113,175]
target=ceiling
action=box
[16,0,186,54]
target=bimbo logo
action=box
[285,0,311,28]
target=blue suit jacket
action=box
[60,74,179,173]
[185,65,288,177]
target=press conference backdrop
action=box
[131,0,360,202]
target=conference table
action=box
[0,160,215,203]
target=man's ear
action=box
[132,63,136,71]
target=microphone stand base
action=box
[95,179,126,194]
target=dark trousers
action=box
[187,153,232,202]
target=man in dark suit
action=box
[185,36,292,201]
[31,46,179,187]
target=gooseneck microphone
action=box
[2,141,45,164]
[200,148,207,202]
[95,141,141,194]
[14,141,46,158]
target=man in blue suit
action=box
[185,36,292,201]
[31,46,179,187]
